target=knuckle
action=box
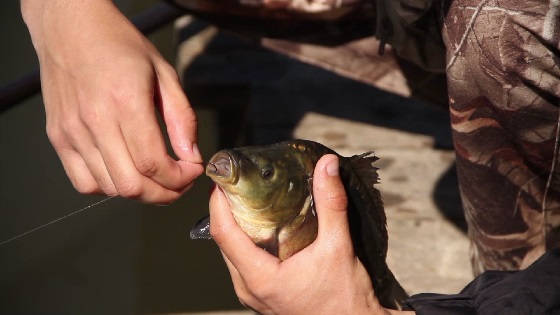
[135,157,159,177]
[325,190,348,209]
[108,87,135,108]
[161,62,179,80]
[72,179,99,195]
[116,179,143,198]
[46,124,65,148]
[60,117,84,141]
[170,69,180,83]
[79,107,102,129]
[62,115,82,132]
[105,65,153,106]
[100,184,118,196]
[159,60,174,72]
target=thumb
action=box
[313,154,352,247]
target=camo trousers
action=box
[442,0,560,275]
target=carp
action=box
[191,139,408,309]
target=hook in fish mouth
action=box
[206,150,238,184]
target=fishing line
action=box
[0,196,116,247]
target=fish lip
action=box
[206,150,239,185]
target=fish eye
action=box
[261,166,274,179]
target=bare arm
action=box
[21,0,203,203]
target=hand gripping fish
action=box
[191,139,408,309]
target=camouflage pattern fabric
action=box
[442,0,560,275]
[374,0,447,72]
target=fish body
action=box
[193,139,408,309]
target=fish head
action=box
[206,144,312,227]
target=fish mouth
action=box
[206,150,238,184]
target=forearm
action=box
[21,0,117,52]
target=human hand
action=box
[210,154,413,314]
[21,0,203,203]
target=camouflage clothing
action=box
[370,0,560,274]
[442,0,560,275]
[171,0,560,274]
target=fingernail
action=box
[326,156,339,176]
[192,143,202,159]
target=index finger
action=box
[119,99,203,191]
[209,186,280,276]
[154,60,202,164]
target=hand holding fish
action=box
[210,154,414,315]
[21,0,203,203]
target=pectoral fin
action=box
[189,215,212,240]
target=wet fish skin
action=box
[205,140,323,258]
[193,139,408,309]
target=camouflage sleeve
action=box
[443,0,560,275]
[374,0,447,72]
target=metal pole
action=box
[0,1,185,112]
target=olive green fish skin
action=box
[204,139,408,309]
[206,140,327,258]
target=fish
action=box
[191,139,408,309]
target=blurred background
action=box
[0,1,472,314]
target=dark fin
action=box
[345,152,386,245]
[341,152,407,305]
[349,152,380,185]
[377,270,410,310]
[189,215,212,240]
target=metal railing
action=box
[0,2,185,113]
